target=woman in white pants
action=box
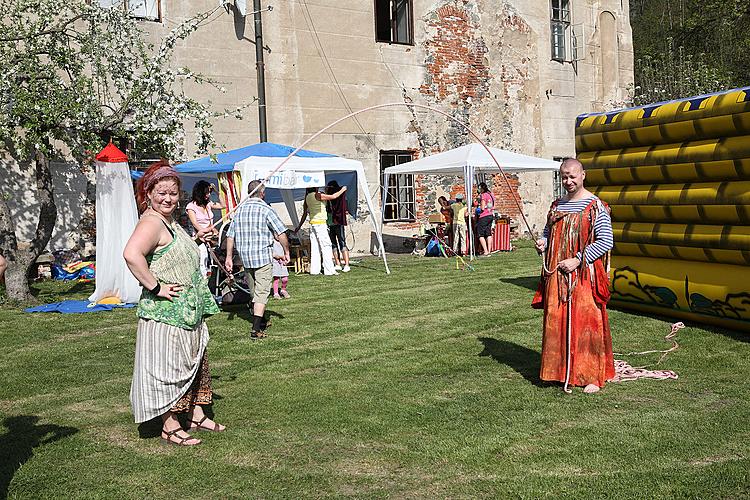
[295,185,347,275]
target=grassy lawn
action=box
[1,242,748,498]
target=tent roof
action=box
[234,154,363,173]
[382,143,561,175]
[96,142,128,163]
[176,141,335,174]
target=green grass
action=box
[1,242,749,498]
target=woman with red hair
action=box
[124,161,225,446]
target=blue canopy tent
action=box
[131,142,389,272]
[175,142,336,173]
[131,142,358,215]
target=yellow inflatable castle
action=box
[576,87,750,332]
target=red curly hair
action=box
[135,160,181,214]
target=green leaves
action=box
[0,0,251,162]
[632,0,750,104]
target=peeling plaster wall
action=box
[5,0,632,255]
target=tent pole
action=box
[359,167,390,274]
[466,167,475,260]
[380,174,391,253]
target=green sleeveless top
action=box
[306,191,327,224]
[136,219,219,329]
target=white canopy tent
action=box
[88,142,142,304]
[234,155,390,274]
[383,143,561,258]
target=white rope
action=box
[614,322,685,365]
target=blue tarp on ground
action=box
[25,300,136,314]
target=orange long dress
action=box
[537,198,615,389]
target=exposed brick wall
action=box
[419,4,490,106]
[383,2,525,237]
[489,173,521,226]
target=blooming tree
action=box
[0,0,248,300]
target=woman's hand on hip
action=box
[157,283,183,301]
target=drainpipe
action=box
[253,0,268,142]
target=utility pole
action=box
[253,0,268,142]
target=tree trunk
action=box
[0,149,57,302]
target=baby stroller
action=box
[205,221,253,306]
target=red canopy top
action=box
[95,142,128,163]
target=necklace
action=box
[147,207,173,225]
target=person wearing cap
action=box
[450,194,468,255]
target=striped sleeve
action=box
[582,203,613,262]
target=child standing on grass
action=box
[272,238,290,299]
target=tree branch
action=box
[0,13,84,42]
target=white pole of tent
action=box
[358,165,391,274]
[465,165,475,261]
[380,172,391,252]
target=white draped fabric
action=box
[88,159,142,304]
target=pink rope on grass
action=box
[611,322,684,382]
[614,322,684,364]
[612,360,678,382]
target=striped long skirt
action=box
[130,319,210,423]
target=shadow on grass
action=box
[223,304,284,324]
[30,280,94,301]
[137,418,163,439]
[608,304,749,344]
[350,261,383,272]
[477,337,543,386]
[498,276,539,292]
[0,415,78,498]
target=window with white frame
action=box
[550,0,571,61]
[99,0,161,22]
[381,151,416,222]
[375,0,414,45]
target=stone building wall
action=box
[3,0,633,255]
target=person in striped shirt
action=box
[533,158,615,394]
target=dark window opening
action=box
[375,0,413,45]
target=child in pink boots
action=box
[272,239,290,299]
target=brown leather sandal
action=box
[161,428,201,446]
[250,330,267,339]
[187,415,226,432]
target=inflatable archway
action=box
[576,87,750,332]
